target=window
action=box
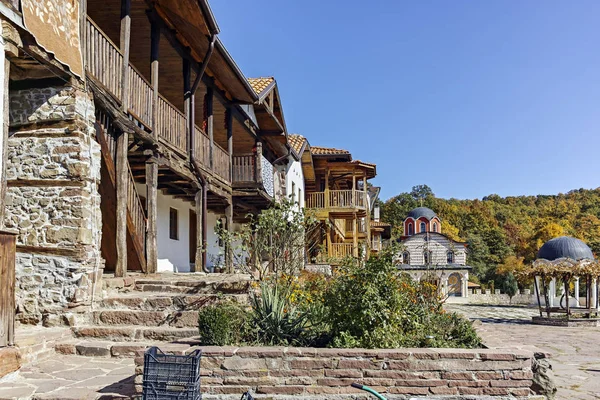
[433,222,438,232]
[291,182,296,202]
[169,208,179,240]
[420,222,426,233]
[447,251,454,263]
[424,250,432,265]
[407,222,413,235]
[402,251,410,264]
[298,188,302,207]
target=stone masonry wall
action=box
[4,84,103,325]
[135,346,542,399]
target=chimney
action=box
[374,206,380,222]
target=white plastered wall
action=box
[286,158,304,210]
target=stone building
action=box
[397,207,471,297]
[0,0,296,330]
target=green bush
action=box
[198,301,250,346]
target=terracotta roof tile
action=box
[247,77,274,96]
[311,146,351,156]
[351,159,377,168]
[288,134,306,154]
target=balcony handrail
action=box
[306,189,367,209]
[86,16,123,56]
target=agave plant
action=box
[251,283,308,345]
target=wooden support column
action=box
[183,59,191,152]
[225,201,234,273]
[115,130,128,277]
[150,21,160,133]
[145,159,158,274]
[226,107,233,182]
[0,56,9,227]
[324,171,330,208]
[206,86,214,169]
[353,214,358,258]
[194,190,204,269]
[120,0,131,110]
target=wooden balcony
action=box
[330,243,355,259]
[232,153,274,198]
[306,190,368,212]
[84,16,230,185]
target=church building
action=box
[397,207,471,297]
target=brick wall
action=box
[135,346,543,399]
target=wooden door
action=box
[189,210,197,269]
[0,231,16,347]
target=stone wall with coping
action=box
[134,346,544,399]
[4,84,103,325]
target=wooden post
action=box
[0,231,16,347]
[183,59,191,153]
[195,190,204,270]
[352,175,356,208]
[324,171,330,208]
[326,223,331,258]
[353,214,358,258]
[226,107,233,182]
[206,86,214,169]
[120,0,131,109]
[255,141,263,185]
[115,130,128,277]
[225,201,234,273]
[150,20,160,134]
[0,58,9,227]
[145,159,158,274]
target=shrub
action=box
[198,301,250,346]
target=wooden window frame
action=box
[169,207,179,240]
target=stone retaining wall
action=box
[135,346,543,399]
[4,84,102,325]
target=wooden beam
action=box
[151,20,160,135]
[226,106,233,182]
[206,86,214,169]
[120,0,131,111]
[145,160,158,274]
[0,58,9,226]
[115,130,128,277]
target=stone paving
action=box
[446,304,600,400]
[0,355,135,400]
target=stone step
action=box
[92,310,198,328]
[72,325,199,342]
[55,339,191,358]
[99,293,248,311]
[134,281,250,294]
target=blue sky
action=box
[210,1,600,201]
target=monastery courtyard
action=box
[446,304,600,400]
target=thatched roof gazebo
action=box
[522,236,600,326]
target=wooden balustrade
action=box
[213,144,231,183]
[306,190,367,209]
[156,94,187,152]
[126,164,146,251]
[232,154,255,182]
[85,17,122,99]
[331,243,354,259]
[306,192,325,209]
[127,66,153,128]
[194,126,211,168]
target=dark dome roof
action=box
[537,236,594,261]
[407,207,437,220]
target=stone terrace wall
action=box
[135,347,542,399]
[4,84,102,325]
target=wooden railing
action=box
[372,240,382,251]
[194,126,211,168]
[214,144,231,183]
[306,192,325,208]
[127,164,146,251]
[85,17,122,99]
[306,190,367,209]
[331,243,354,259]
[127,66,153,128]
[157,94,187,153]
[232,154,255,182]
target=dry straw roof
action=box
[247,77,275,96]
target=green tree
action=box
[501,273,519,305]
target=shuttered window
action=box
[169,208,179,240]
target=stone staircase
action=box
[55,273,251,357]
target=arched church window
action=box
[408,223,413,236]
[403,251,410,264]
[420,222,426,233]
[424,250,432,265]
[433,222,438,232]
[447,251,454,264]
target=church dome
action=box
[537,236,594,261]
[407,207,437,220]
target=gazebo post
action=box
[587,275,592,316]
[542,274,551,318]
[534,275,543,318]
[564,277,570,319]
